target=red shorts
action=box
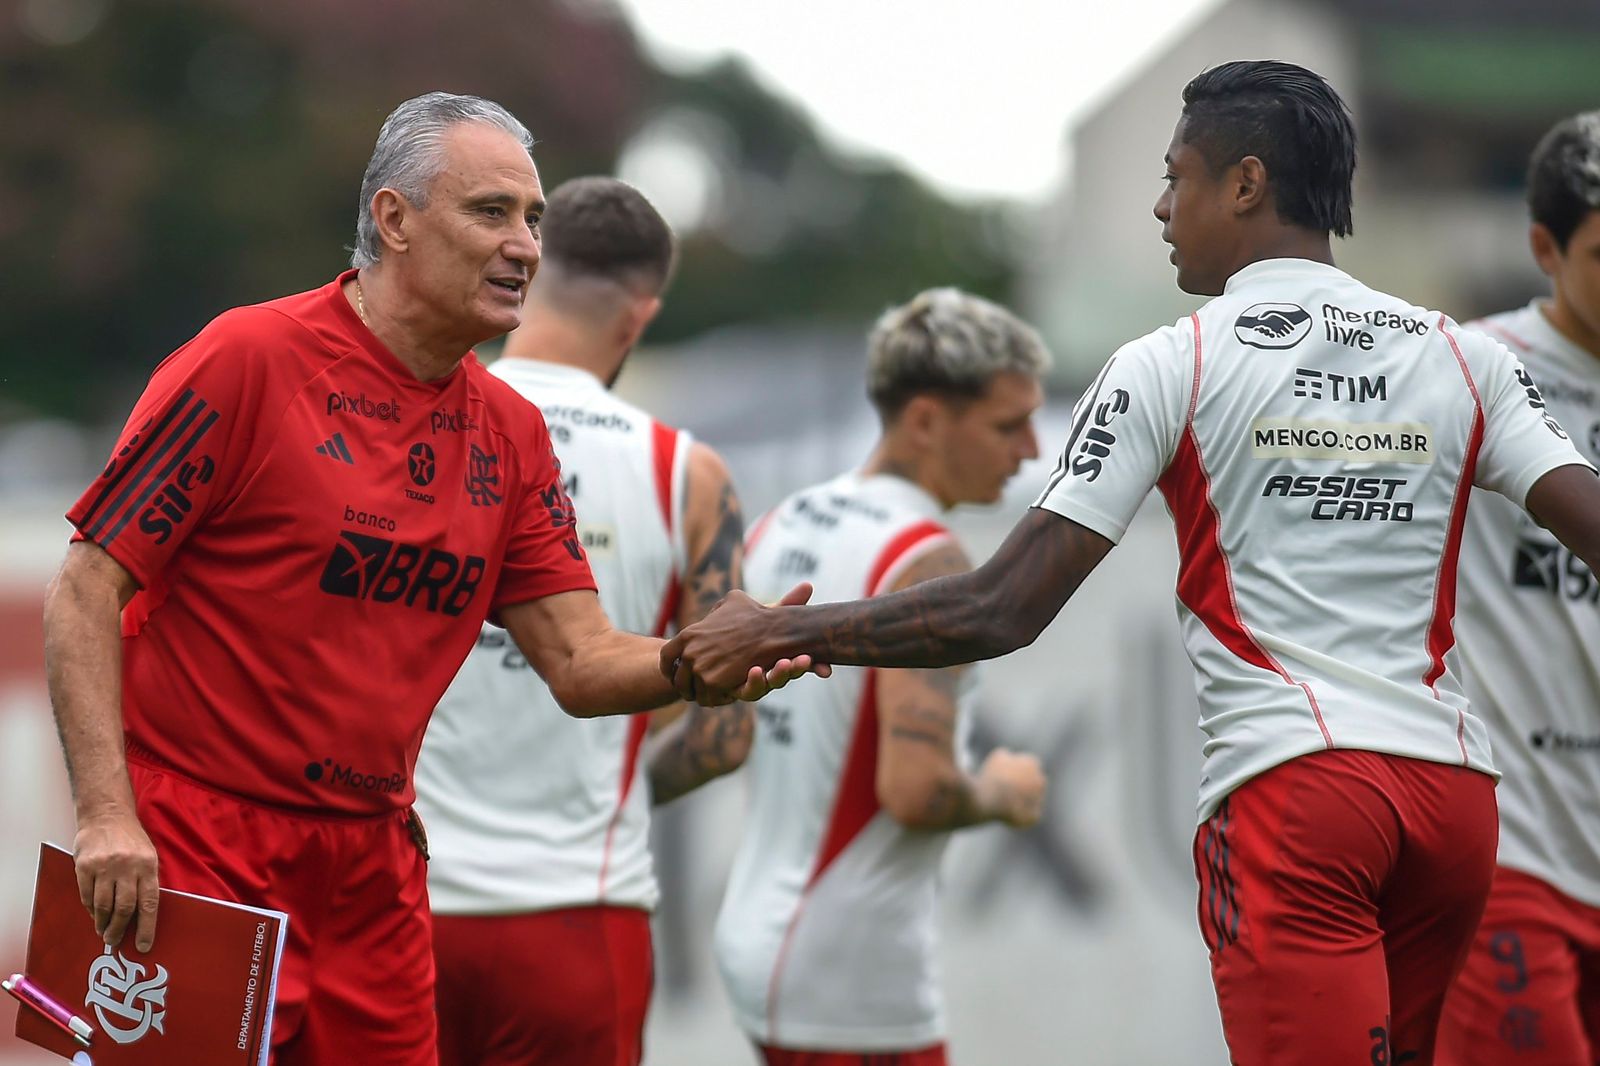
[1193,749,1498,1066]
[757,1043,948,1066]
[130,757,435,1066]
[1436,865,1600,1064]
[432,905,653,1066]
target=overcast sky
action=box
[614,0,1223,203]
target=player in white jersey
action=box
[414,177,756,1066]
[666,63,1600,1066]
[715,289,1049,1066]
[1437,112,1600,1066]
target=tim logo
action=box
[465,444,503,507]
[86,946,168,1045]
[432,408,478,434]
[1293,368,1387,403]
[318,530,485,615]
[1234,303,1312,349]
[137,455,216,545]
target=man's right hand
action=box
[663,582,829,701]
[977,749,1048,828]
[74,807,160,952]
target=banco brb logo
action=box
[86,945,169,1044]
[1234,303,1312,349]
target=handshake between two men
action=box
[664,583,830,706]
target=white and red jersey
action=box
[1455,302,1600,907]
[1035,259,1593,823]
[715,472,967,1052]
[414,359,691,915]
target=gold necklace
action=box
[355,280,370,327]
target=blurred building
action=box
[1025,0,1600,383]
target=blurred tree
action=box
[0,0,1015,422]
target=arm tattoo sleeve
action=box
[652,469,754,804]
[781,509,1113,670]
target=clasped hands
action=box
[661,583,830,704]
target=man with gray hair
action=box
[712,288,1050,1066]
[42,91,813,1066]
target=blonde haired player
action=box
[714,288,1050,1066]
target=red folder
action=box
[12,844,288,1065]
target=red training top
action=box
[66,271,595,814]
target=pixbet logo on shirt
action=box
[326,390,402,423]
[431,408,479,434]
[318,530,485,615]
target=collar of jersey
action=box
[1223,257,1353,295]
[1518,299,1600,374]
[328,269,470,392]
[489,356,605,392]
[846,470,945,518]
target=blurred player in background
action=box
[665,62,1600,1066]
[41,93,808,1066]
[415,176,755,1066]
[714,288,1050,1066]
[1437,110,1600,1065]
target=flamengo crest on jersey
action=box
[715,472,966,1051]
[1034,259,1592,824]
[1455,302,1600,908]
[415,359,691,915]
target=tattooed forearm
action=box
[920,775,989,829]
[649,702,754,805]
[779,509,1113,670]
[688,481,744,617]
[653,449,753,803]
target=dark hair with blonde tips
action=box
[867,288,1051,420]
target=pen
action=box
[4,972,94,1048]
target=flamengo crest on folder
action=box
[11,844,289,1066]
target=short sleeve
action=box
[66,315,257,587]
[1033,325,1191,542]
[492,415,598,610]
[1466,328,1595,505]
